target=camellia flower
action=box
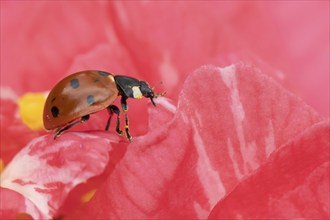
[1,1,329,219]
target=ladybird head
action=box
[140,81,166,106]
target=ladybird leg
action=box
[105,105,114,131]
[106,105,123,135]
[54,115,90,140]
[120,96,132,142]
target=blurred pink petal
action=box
[68,64,326,219]
[0,95,39,165]
[1,2,329,115]
[1,1,112,94]
[107,1,329,115]
[209,120,330,219]
[0,132,117,218]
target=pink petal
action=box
[68,64,325,219]
[0,187,45,219]
[0,132,117,219]
[208,120,330,219]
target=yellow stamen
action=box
[15,213,33,220]
[81,189,97,203]
[0,159,4,173]
[18,92,46,130]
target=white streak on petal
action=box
[193,201,210,219]
[246,141,258,170]
[219,65,262,174]
[219,65,245,124]
[227,138,244,179]
[265,120,276,158]
[192,119,226,216]
[180,112,189,124]
[1,147,51,217]
[0,133,111,218]
[25,197,45,220]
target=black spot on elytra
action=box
[51,106,59,118]
[70,79,79,89]
[94,79,100,83]
[87,95,95,105]
[98,71,110,76]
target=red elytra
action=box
[43,70,164,141]
[43,71,118,130]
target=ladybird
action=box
[43,70,165,142]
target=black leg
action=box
[121,96,132,142]
[54,115,90,140]
[106,105,122,135]
[150,97,156,107]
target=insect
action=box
[43,70,165,142]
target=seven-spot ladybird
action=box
[43,70,165,142]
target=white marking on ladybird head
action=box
[132,86,143,99]
[107,75,115,82]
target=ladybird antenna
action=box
[150,97,156,107]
